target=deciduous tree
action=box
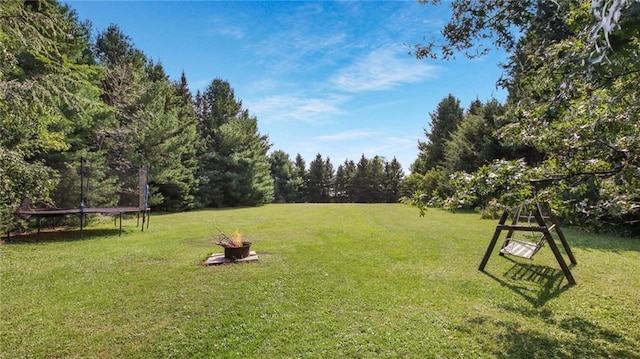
[414,0,640,232]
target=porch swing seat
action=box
[500,222,555,259]
[500,239,542,259]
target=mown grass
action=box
[1,204,639,358]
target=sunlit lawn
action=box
[1,204,639,358]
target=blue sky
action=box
[66,0,507,172]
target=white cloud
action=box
[330,45,440,93]
[206,17,245,39]
[251,31,347,74]
[216,26,245,40]
[249,94,347,124]
[313,130,377,142]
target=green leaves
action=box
[0,1,100,228]
[416,0,639,233]
[399,189,428,217]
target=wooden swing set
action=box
[478,179,577,285]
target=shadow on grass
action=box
[2,228,126,244]
[461,298,639,359]
[561,227,640,254]
[481,257,574,308]
[461,310,640,359]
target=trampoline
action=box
[12,206,150,239]
[8,158,151,240]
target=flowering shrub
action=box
[444,159,539,211]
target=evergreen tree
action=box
[383,157,405,203]
[165,71,200,210]
[196,78,273,207]
[412,94,464,173]
[91,26,199,210]
[306,153,327,202]
[91,24,146,187]
[467,98,483,116]
[291,154,307,202]
[352,155,385,203]
[323,157,335,201]
[334,159,356,203]
[334,165,347,202]
[131,64,199,210]
[269,150,296,203]
[444,114,492,173]
[369,156,386,202]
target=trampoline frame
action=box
[7,158,151,240]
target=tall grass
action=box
[1,204,639,358]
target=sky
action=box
[66,0,508,172]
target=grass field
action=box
[1,204,639,358]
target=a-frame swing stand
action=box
[478,193,577,285]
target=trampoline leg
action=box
[119,212,123,236]
[37,216,41,240]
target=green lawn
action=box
[1,204,639,358]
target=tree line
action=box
[1,1,638,235]
[0,1,407,234]
[270,152,405,204]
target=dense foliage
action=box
[0,1,410,235]
[410,0,640,234]
[1,1,102,231]
[0,2,266,234]
[4,0,636,235]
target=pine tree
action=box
[132,64,199,211]
[412,94,464,173]
[307,153,327,202]
[291,154,307,202]
[269,150,296,203]
[335,159,356,202]
[323,157,335,201]
[383,157,405,202]
[196,79,273,207]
